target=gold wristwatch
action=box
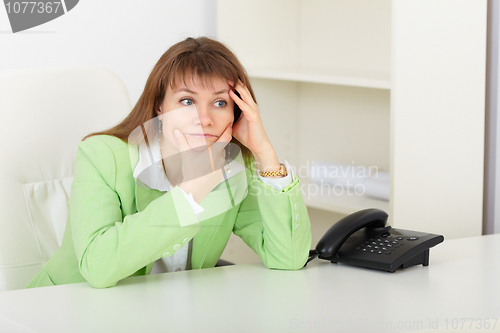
[259,163,287,178]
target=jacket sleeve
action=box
[69,138,200,288]
[233,169,312,270]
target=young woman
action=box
[26,37,311,289]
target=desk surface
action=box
[0,234,499,333]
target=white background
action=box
[0,0,217,104]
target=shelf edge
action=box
[248,70,391,90]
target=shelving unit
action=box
[247,68,391,90]
[217,0,487,239]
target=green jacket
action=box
[26,135,311,289]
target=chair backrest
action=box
[0,66,132,291]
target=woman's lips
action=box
[186,133,217,139]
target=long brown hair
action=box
[85,37,254,164]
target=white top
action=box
[133,136,294,274]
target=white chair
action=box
[0,66,131,291]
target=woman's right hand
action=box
[173,124,232,203]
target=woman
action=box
[26,37,311,289]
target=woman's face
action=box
[158,75,234,155]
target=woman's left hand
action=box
[229,81,272,150]
[229,80,282,173]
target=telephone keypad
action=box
[354,234,411,256]
[328,223,444,272]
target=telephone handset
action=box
[307,209,444,273]
[232,88,242,125]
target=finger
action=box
[216,123,233,144]
[210,125,232,164]
[219,124,233,142]
[229,89,251,117]
[173,129,190,152]
[229,88,244,106]
[207,146,215,172]
[208,143,226,171]
[234,80,256,106]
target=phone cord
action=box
[303,250,319,267]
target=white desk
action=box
[0,234,499,333]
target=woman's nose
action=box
[196,105,213,126]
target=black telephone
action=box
[307,209,444,273]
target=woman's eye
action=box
[213,100,227,108]
[180,98,194,106]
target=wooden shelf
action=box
[300,178,389,215]
[248,67,391,90]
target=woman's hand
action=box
[229,81,281,174]
[173,124,232,203]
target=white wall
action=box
[485,0,500,235]
[0,0,217,105]
[391,0,486,239]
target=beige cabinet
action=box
[217,0,486,239]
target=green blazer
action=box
[26,135,312,289]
